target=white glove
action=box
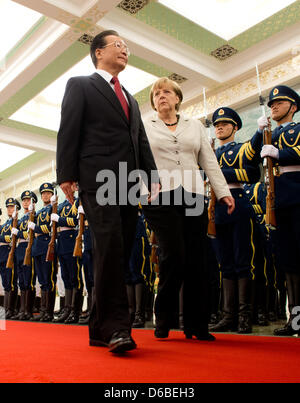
[261,145,279,160]
[51,213,59,222]
[29,204,34,212]
[11,228,19,236]
[12,211,17,219]
[50,195,56,205]
[28,221,36,231]
[257,116,269,131]
[78,205,85,215]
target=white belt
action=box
[277,165,300,175]
[228,183,243,189]
[18,239,28,244]
[58,227,76,232]
[0,242,8,246]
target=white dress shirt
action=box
[96,69,129,104]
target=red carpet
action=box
[0,321,299,383]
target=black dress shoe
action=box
[89,339,108,347]
[108,331,137,354]
[184,330,216,341]
[154,327,169,339]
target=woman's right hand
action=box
[220,196,235,215]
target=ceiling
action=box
[0,0,299,194]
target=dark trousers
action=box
[34,255,57,292]
[216,216,256,280]
[82,249,94,293]
[143,190,210,332]
[276,205,300,274]
[16,243,36,291]
[0,260,18,292]
[58,254,83,290]
[80,191,138,343]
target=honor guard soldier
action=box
[244,182,273,326]
[78,206,94,325]
[0,198,21,319]
[29,183,57,322]
[126,207,152,328]
[52,197,83,324]
[11,191,38,320]
[209,108,262,334]
[259,85,300,336]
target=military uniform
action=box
[126,208,152,328]
[261,86,300,336]
[12,191,38,320]
[30,183,57,322]
[53,198,83,324]
[209,108,262,334]
[244,182,276,325]
[78,220,94,325]
[0,199,20,318]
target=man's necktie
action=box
[111,76,130,120]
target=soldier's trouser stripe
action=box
[51,261,55,292]
[250,219,255,280]
[141,237,147,284]
[31,258,35,291]
[76,257,81,290]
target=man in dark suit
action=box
[56,30,160,354]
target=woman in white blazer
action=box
[142,77,234,341]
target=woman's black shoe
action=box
[154,328,169,338]
[185,331,216,341]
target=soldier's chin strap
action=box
[221,126,237,143]
[276,101,295,123]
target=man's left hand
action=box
[60,181,77,204]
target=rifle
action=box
[23,198,35,266]
[263,120,277,230]
[202,88,217,238]
[255,63,276,230]
[206,135,217,239]
[46,187,58,262]
[6,204,18,269]
[73,201,85,258]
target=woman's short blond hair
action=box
[150,77,183,112]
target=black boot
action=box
[277,285,287,321]
[3,291,10,318]
[53,289,72,323]
[209,279,237,332]
[31,291,47,321]
[11,290,26,320]
[274,273,300,336]
[54,297,65,316]
[256,282,269,326]
[40,291,55,322]
[132,283,146,328]
[238,278,253,334]
[267,284,278,322]
[23,289,35,320]
[6,290,18,319]
[65,288,83,324]
[126,285,136,324]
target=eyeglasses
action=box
[102,40,130,56]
